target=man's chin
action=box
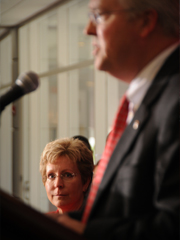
[94,58,107,71]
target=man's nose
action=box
[54,176,64,188]
[84,20,97,35]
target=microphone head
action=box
[15,71,40,94]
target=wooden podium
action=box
[0,189,86,240]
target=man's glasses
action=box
[46,172,77,182]
[88,8,134,24]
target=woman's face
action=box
[45,156,88,213]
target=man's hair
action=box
[40,138,94,186]
[119,0,179,38]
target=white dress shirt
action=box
[126,43,179,124]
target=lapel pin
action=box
[133,120,140,130]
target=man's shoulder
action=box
[158,46,179,79]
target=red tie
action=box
[82,95,129,224]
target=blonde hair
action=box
[40,138,94,186]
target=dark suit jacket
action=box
[70,47,179,240]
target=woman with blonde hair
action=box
[40,137,94,214]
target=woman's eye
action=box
[63,172,74,178]
[48,174,55,179]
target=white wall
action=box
[0,35,13,195]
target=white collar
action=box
[126,43,179,110]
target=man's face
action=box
[85,0,141,82]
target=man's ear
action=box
[140,9,158,38]
[83,176,91,192]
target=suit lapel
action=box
[89,46,179,216]
[99,103,150,189]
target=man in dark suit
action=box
[56,0,179,239]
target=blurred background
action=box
[0,0,128,212]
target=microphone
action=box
[0,71,39,113]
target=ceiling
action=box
[0,0,65,37]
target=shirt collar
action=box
[126,43,179,110]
